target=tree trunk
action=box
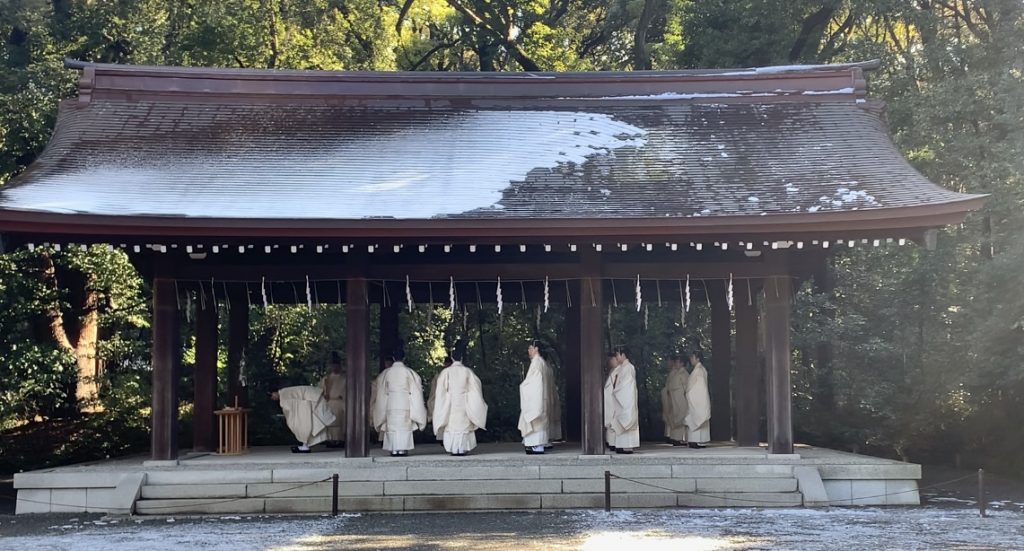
[632,0,658,70]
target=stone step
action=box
[561,477,798,494]
[136,490,804,514]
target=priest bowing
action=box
[432,340,488,456]
[371,346,428,457]
[604,346,640,454]
[270,384,337,453]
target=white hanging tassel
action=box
[520,281,527,310]
[543,276,550,313]
[406,276,413,312]
[678,280,686,328]
[463,303,468,332]
[449,276,456,312]
[685,275,691,312]
[305,276,313,313]
[747,279,753,306]
[656,280,662,307]
[261,277,269,310]
[727,273,734,311]
[198,280,207,311]
[496,277,503,316]
[612,280,618,307]
[635,274,642,312]
[566,280,572,308]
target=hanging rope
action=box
[635,274,642,312]
[406,276,413,312]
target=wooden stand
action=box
[215,397,250,455]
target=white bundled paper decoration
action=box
[261,277,269,310]
[678,280,686,328]
[496,277,503,315]
[449,276,456,312]
[685,275,691,311]
[305,276,313,313]
[543,276,550,313]
[406,276,413,312]
[656,280,663,307]
[635,274,642,312]
[727,273,734,311]
[520,281,527,310]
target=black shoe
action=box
[671,440,686,447]
[390,451,401,457]
[688,442,707,449]
[452,452,466,457]
[665,437,674,444]
[616,448,634,455]
[544,444,553,450]
[291,446,311,454]
[525,448,545,455]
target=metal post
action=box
[978,469,986,518]
[604,470,611,512]
[332,473,340,516]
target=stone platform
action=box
[14,443,921,515]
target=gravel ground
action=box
[0,507,1022,551]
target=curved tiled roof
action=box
[0,61,984,238]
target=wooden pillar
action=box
[151,278,181,461]
[764,276,794,454]
[579,253,604,455]
[564,300,582,442]
[709,280,733,442]
[226,285,249,407]
[734,282,761,447]
[192,288,218,453]
[345,279,370,458]
[379,305,400,372]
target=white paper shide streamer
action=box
[727,273,734,311]
[496,277,503,315]
[635,274,642,312]
[544,276,550,313]
[261,276,269,310]
[449,276,456,312]
[685,275,691,312]
[305,276,313,312]
[406,276,413,312]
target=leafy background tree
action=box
[1,0,1022,478]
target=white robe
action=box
[426,373,439,424]
[518,355,549,447]
[278,385,336,447]
[661,367,689,442]
[684,362,712,443]
[319,371,346,441]
[604,360,640,449]
[432,361,488,454]
[541,360,563,442]
[371,362,428,451]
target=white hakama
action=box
[604,360,640,449]
[278,385,337,447]
[432,361,488,454]
[371,361,428,452]
[685,362,712,443]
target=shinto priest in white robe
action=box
[518,355,551,447]
[604,359,640,449]
[432,360,488,454]
[319,370,346,441]
[278,385,337,447]
[685,361,712,443]
[371,361,428,451]
[661,362,689,442]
